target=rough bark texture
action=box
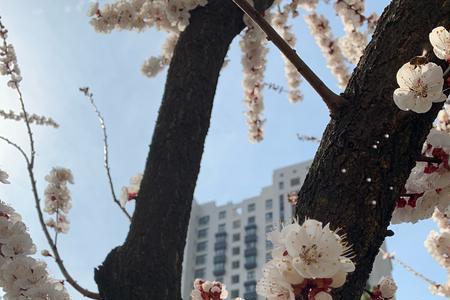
[94,0,271,299]
[296,1,450,299]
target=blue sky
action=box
[0,1,446,299]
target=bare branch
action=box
[232,0,347,113]
[297,134,321,143]
[79,87,132,221]
[0,135,30,164]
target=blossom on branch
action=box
[43,168,74,234]
[393,62,445,113]
[257,219,354,300]
[120,173,143,207]
[0,201,71,299]
[191,279,228,300]
[429,26,450,62]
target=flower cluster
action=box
[0,18,21,89]
[0,169,9,184]
[256,219,354,300]
[0,109,59,128]
[272,6,302,103]
[240,12,270,143]
[191,279,228,300]
[89,0,206,79]
[393,26,449,114]
[0,201,71,299]
[392,129,450,224]
[305,13,350,88]
[44,168,74,234]
[120,173,143,207]
[334,0,368,65]
[425,208,450,297]
[141,33,179,78]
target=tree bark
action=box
[296,1,450,299]
[94,0,271,299]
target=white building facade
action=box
[181,161,392,300]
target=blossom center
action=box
[411,79,428,98]
[299,244,321,265]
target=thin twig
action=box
[232,0,346,112]
[416,155,441,164]
[80,87,132,221]
[0,135,30,164]
[443,65,450,80]
[380,248,439,287]
[297,134,321,143]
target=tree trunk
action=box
[296,1,450,299]
[94,0,271,299]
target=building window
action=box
[196,255,206,265]
[232,260,240,269]
[198,228,208,239]
[198,216,209,225]
[233,220,241,229]
[247,271,255,280]
[266,240,273,250]
[265,225,273,233]
[218,224,226,232]
[265,199,273,209]
[291,177,301,186]
[232,247,240,255]
[248,216,255,224]
[197,241,207,252]
[231,275,240,284]
[247,203,255,212]
[231,289,239,298]
[266,252,272,262]
[194,269,205,278]
[279,181,284,189]
[219,211,226,219]
[233,233,240,242]
[265,212,273,223]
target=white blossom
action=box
[0,201,71,299]
[429,26,450,61]
[258,219,354,300]
[120,173,143,207]
[393,62,445,113]
[377,276,397,299]
[43,168,74,234]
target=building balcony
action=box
[244,280,257,287]
[215,231,227,237]
[214,241,227,250]
[244,223,257,230]
[244,261,257,270]
[244,234,257,243]
[213,255,226,263]
[244,247,257,257]
[213,268,226,277]
[243,291,257,300]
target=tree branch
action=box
[232,0,346,114]
[80,87,132,221]
[295,0,450,299]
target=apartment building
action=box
[181,160,392,299]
